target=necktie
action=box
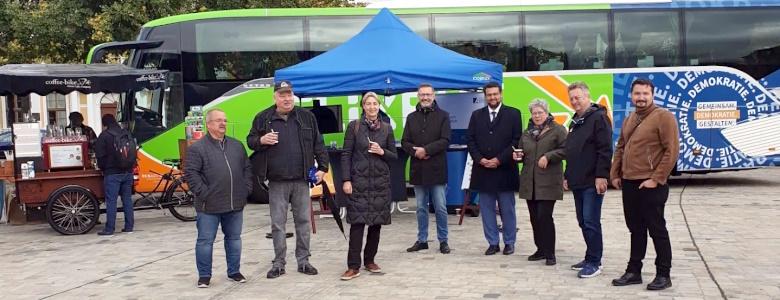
[491,111,497,122]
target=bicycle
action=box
[133,158,196,222]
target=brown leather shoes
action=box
[364,263,382,273]
[340,269,360,280]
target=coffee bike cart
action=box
[0,63,171,235]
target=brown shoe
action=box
[340,269,360,280]
[364,263,382,273]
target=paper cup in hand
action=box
[513,147,523,160]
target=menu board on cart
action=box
[42,136,88,170]
[48,144,84,168]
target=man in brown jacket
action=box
[610,78,679,291]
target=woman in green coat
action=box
[514,99,567,266]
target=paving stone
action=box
[1,169,779,299]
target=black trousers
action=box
[526,200,556,256]
[621,179,672,277]
[348,224,381,270]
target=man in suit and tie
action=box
[466,81,524,255]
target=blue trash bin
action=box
[445,149,468,209]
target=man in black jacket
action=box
[563,81,613,278]
[246,80,329,279]
[402,83,452,254]
[185,108,253,288]
[466,81,523,256]
[94,114,134,237]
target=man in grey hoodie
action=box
[185,108,253,288]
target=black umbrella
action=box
[317,181,347,240]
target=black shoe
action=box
[197,277,210,288]
[527,250,545,261]
[121,228,133,234]
[97,231,114,236]
[503,244,515,255]
[228,272,246,283]
[440,242,451,254]
[485,245,500,255]
[266,267,285,279]
[298,264,318,275]
[612,272,643,286]
[545,254,557,266]
[407,241,429,252]
[647,276,672,290]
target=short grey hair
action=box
[528,98,550,113]
[205,108,225,122]
[567,81,590,95]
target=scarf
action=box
[365,116,381,131]
[528,114,554,141]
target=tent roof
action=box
[0,63,169,96]
[274,8,502,97]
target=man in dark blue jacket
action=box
[466,81,523,256]
[185,108,253,288]
[563,82,613,278]
[95,114,134,237]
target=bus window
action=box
[524,12,609,71]
[685,9,780,79]
[134,23,184,130]
[181,17,306,81]
[397,15,431,40]
[614,11,680,68]
[308,17,372,57]
[433,13,521,72]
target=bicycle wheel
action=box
[164,178,196,222]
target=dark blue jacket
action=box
[466,104,523,193]
[564,104,613,190]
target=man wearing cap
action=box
[247,80,330,279]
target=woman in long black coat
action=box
[340,92,397,281]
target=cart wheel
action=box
[45,186,100,235]
[164,178,196,222]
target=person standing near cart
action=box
[66,112,97,151]
[185,108,253,288]
[95,114,135,237]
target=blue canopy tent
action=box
[273,8,503,97]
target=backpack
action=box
[107,127,137,169]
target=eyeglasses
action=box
[531,112,547,116]
[209,119,228,123]
[418,93,434,97]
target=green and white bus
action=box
[89,0,780,196]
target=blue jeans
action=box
[103,173,134,233]
[572,187,604,265]
[196,210,243,278]
[480,191,516,246]
[414,185,448,243]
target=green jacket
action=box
[518,121,567,201]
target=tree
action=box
[0,0,364,64]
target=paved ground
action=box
[1,169,779,300]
